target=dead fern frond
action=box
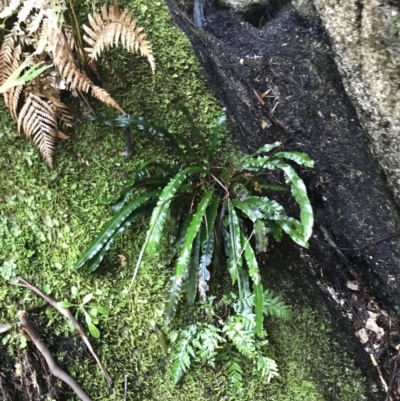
[3,43,22,109]
[0,0,20,19]
[17,0,44,23]
[83,0,155,73]
[0,34,17,84]
[0,0,154,167]
[8,84,23,120]
[17,92,57,168]
[26,9,45,34]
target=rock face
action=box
[298,0,400,206]
[221,0,400,206]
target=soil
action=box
[165,0,400,399]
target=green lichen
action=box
[0,0,368,400]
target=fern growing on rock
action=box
[75,106,313,389]
[0,0,154,167]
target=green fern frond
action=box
[198,229,213,299]
[254,219,268,253]
[263,289,292,320]
[165,274,185,323]
[194,323,222,366]
[220,345,244,390]
[226,200,243,288]
[186,232,201,305]
[276,162,313,245]
[256,352,279,382]
[222,316,255,358]
[146,169,189,257]
[175,190,214,278]
[171,324,197,384]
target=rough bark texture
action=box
[295,0,400,207]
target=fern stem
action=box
[211,174,229,197]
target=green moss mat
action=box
[0,0,368,400]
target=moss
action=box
[0,0,368,400]
[389,13,400,37]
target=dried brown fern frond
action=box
[17,0,46,23]
[3,43,22,110]
[0,34,17,84]
[83,0,155,73]
[33,10,125,113]
[0,0,155,167]
[17,92,57,168]
[25,74,73,130]
[0,0,20,19]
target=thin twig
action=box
[12,276,113,387]
[17,311,92,401]
[211,174,229,198]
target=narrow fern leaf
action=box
[75,191,159,269]
[186,232,201,305]
[240,155,280,172]
[112,176,170,214]
[269,221,283,242]
[85,202,156,272]
[253,142,281,155]
[198,229,214,299]
[86,236,114,273]
[226,200,243,293]
[92,114,195,165]
[253,283,264,337]
[277,216,305,246]
[242,232,264,336]
[175,190,214,278]
[254,219,268,253]
[147,168,201,257]
[201,194,220,243]
[240,141,281,171]
[245,197,285,221]
[273,151,314,167]
[231,199,264,222]
[169,213,191,260]
[101,161,175,212]
[166,274,185,323]
[241,232,261,286]
[277,162,313,244]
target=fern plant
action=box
[168,291,291,389]
[0,0,154,167]
[74,106,313,388]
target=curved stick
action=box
[13,276,113,386]
[18,311,92,401]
